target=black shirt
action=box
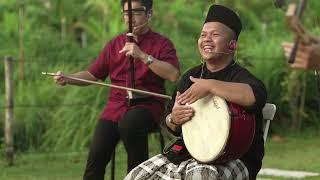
[165,61,267,180]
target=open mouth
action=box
[202,45,214,53]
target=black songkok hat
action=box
[204,4,242,39]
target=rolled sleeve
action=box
[87,44,110,81]
[159,39,180,69]
[245,82,267,112]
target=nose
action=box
[123,15,135,25]
[202,35,212,42]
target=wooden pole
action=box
[4,56,14,166]
[18,0,25,80]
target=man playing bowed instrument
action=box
[52,0,180,179]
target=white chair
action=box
[262,103,277,144]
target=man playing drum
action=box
[125,4,267,180]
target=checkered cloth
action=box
[124,154,249,180]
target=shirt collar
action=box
[204,60,236,76]
[135,29,153,43]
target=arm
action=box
[54,71,98,86]
[178,76,256,107]
[140,53,180,82]
[208,80,255,106]
[119,41,180,82]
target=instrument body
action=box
[182,95,255,163]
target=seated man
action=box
[125,4,267,180]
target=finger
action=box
[189,76,198,82]
[281,41,293,48]
[290,57,307,69]
[125,51,131,57]
[177,116,194,125]
[291,63,308,69]
[176,91,181,98]
[178,89,194,104]
[177,93,188,104]
[175,106,194,114]
[119,47,127,54]
[172,105,193,117]
[119,43,130,54]
[53,71,63,80]
[186,96,197,104]
[172,113,191,124]
[174,91,182,106]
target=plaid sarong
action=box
[124,154,249,180]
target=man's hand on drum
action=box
[171,91,195,126]
[177,76,213,105]
[53,71,67,86]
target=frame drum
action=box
[182,95,255,163]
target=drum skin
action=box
[182,95,255,163]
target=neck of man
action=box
[133,26,150,41]
[205,55,233,72]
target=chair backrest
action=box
[262,103,276,144]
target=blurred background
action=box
[1,0,319,179]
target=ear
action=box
[228,40,237,50]
[147,9,153,19]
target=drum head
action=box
[182,95,230,163]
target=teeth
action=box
[203,45,213,52]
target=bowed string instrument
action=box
[125,0,153,104]
[127,0,135,89]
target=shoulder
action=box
[229,63,257,79]
[101,33,126,51]
[108,33,126,45]
[149,31,175,44]
[180,64,203,80]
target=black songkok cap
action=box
[204,4,242,39]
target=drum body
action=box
[182,95,255,163]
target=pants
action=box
[124,154,249,180]
[83,108,158,180]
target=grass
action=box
[0,133,163,180]
[0,133,319,180]
[258,132,320,180]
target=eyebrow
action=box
[122,6,146,12]
[200,30,220,34]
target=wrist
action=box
[166,113,178,127]
[141,53,148,63]
[142,54,155,65]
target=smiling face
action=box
[123,1,150,35]
[198,22,235,62]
